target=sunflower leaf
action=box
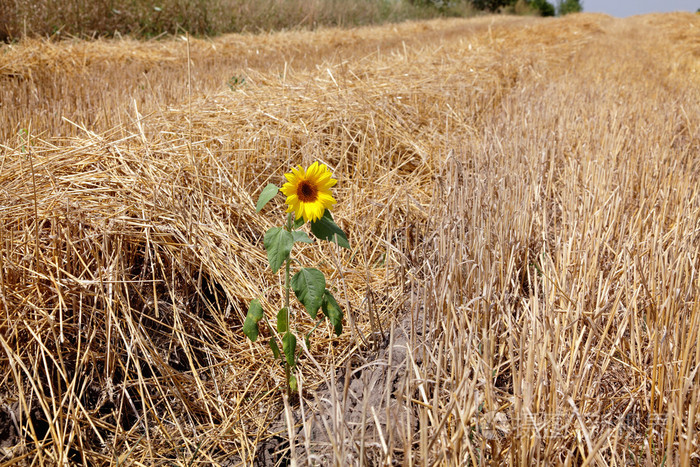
[282,332,297,367]
[291,268,325,319]
[293,217,305,229]
[322,290,343,336]
[277,307,288,333]
[310,210,350,249]
[269,336,281,359]
[256,183,279,212]
[288,372,298,392]
[292,231,313,244]
[264,227,294,273]
[243,299,264,342]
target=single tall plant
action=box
[243,162,349,393]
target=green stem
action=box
[305,316,325,343]
[283,213,293,396]
[285,214,293,312]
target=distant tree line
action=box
[469,0,583,16]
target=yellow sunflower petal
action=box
[308,161,319,175]
[299,203,310,222]
[290,166,303,178]
[280,183,294,196]
[309,205,319,222]
[317,192,336,207]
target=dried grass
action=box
[0,0,471,41]
[1,12,699,465]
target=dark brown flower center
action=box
[297,180,318,202]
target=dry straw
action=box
[1,12,699,465]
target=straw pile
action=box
[1,12,699,465]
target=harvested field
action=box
[1,12,699,465]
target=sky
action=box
[581,0,699,17]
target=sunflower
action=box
[280,162,337,223]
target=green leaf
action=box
[292,231,313,244]
[256,183,279,212]
[310,210,350,249]
[264,227,294,273]
[243,299,264,342]
[293,217,305,229]
[288,372,298,392]
[322,290,343,336]
[282,332,297,367]
[269,337,281,359]
[291,268,326,319]
[277,307,288,333]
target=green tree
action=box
[557,0,583,15]
[471,0,555,15]
[531,0,555,16]
[471,0,517,12]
